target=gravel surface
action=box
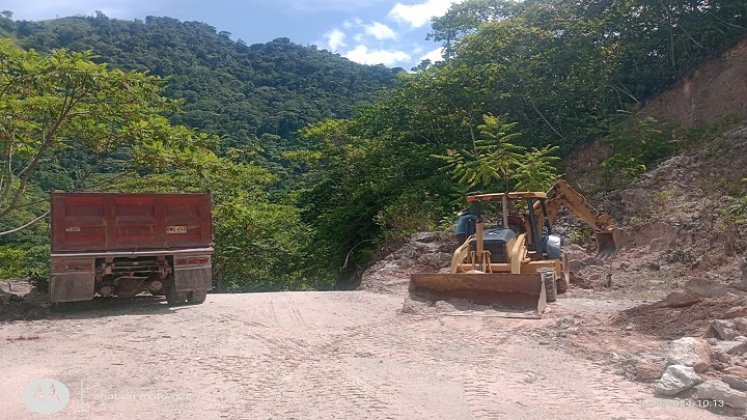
[0,292,722,419]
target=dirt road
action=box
[1,292,721,419]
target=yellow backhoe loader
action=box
[409,180,616,317]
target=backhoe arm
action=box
[534,180,617,256]
[537,180,614,232]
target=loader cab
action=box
[466,192,560,261]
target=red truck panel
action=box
[51,192,213,252]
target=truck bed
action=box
[51,192,213,253]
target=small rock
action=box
[716,338,747,355]
[707,338,719,345]
[581,257,604,267]
[712,362,728,371]
[722,307,747,320]
[637,361,666,381]
[437,243,457,253]
[655,365,702,396]
[712,347,732,363]
[396,258,414,269]
[416,253,451,269]
[723,374,747,391]
[695,380,747,409]
[723,366,747,379]
[411,232,439,243]
[668,337,713,373]
[733,317,747,335]
[664,291,701,308]
[711,320,740,340]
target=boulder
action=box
[710,320,740,340]
[0,280,33,304]
[395,257,414,269]
[637,361,666,381]
[664,291,701,308]
[723,366,747,379]
[695,380,747,409]
[733,317,747,335]
[667,337,713,372]
[721,307,747,320]
[712,347,732,364]
[715,338,747,355]
[655,365,702,396]
[411,232,440,243]
[722,375,747,391]
[416,253,452,269]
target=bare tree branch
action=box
[0,210,49,237]
[526,94,565,140]
[341,240,375,271]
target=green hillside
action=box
[1,13,399,170]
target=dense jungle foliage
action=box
[0,0,745,289]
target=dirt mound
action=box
[615,297,743,340]
[0,279,48,321]
[358,232,456,294]
[562,122,747,295]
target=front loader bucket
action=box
[595,231,617,257]
[409,273,547,317]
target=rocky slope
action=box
[359,121,747,416]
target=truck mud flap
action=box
[409,273,547,317]
[50,258,95,303]
[173,255,213,292]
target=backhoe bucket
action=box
[409,273,547,317]
[595,231,617,257]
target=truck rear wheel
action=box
[165,287,187,305]
[187,290,207,304]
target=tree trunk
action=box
[502,175,509,229]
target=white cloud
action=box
[323,28,347,51]
[345,45,410,66]
[420,47,444,63]
[388,0,463,29]
[3,0,173,20]
[364,21,397,41]
[269,0,393,12]
[343,18,363,29]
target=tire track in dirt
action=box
[0,292,726,420]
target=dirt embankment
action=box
[566,38,747,191]
[645,40,747,129]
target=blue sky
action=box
[3,0,461,68]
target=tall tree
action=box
[0,40,214,235]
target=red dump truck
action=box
[50,192,214,305]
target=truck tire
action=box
[165,287,187,305]
[187,290,207,304]
[542,271,557,303]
